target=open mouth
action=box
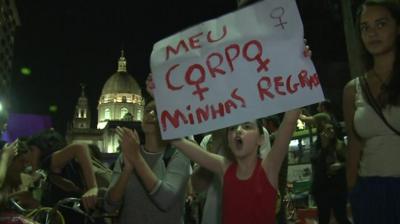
[234,137,243,149]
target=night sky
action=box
[10,0,348,135]
[11,0,237,134]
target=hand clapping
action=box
[116,127,141,168]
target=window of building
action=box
[80,109,85,118]
[105,108,111,120]
[137,109,142,120]
[120,107,128,119]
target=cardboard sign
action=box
[151,0,324,139]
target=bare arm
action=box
[0,142,17,188]
[262,45,312,183]
[51,144,97,189]
[299,114,315,124]
[343,80,363,190]
[50,144,98,209]
[171,138,226,177]
[263,109,300,189]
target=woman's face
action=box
[320,124,336,140]
[227,121,264,159]
[141,102,159,134]
[360,5,399,57]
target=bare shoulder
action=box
[343,78,358,101]
[344,78,357,91]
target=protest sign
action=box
[151,0,324,139]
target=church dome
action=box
[101,50,141,95]
[97,50,144,130]
[101,71,141,95]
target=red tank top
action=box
[222,159,277,224]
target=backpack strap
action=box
[359,76,400,136]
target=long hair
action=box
[27,129,67,164]
[356,0,400,106]
[320,121,339,151]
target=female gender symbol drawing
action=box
[270,7,287,30]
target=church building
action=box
[66,51,145,153]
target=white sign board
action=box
[151,0,325,140]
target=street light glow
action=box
[49,105,58,112]
[21,67,32,76]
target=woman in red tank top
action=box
[172,110,300,224]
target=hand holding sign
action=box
[151,0,324,139]
[303,39,312,58]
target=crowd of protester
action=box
[0,0,399,223]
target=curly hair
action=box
[26,129,67,163]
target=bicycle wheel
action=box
[27,208,65,224]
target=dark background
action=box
[11,0,351,135]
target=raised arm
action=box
[263,109,300,189]
[145,73,225,176]
[299,114,315,125]
[50,144,98,209]
[171,138,226,177]
[0,141,17,189]
[343,80,362,190]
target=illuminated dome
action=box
[101,71,141,96]
[97,50,144,129]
